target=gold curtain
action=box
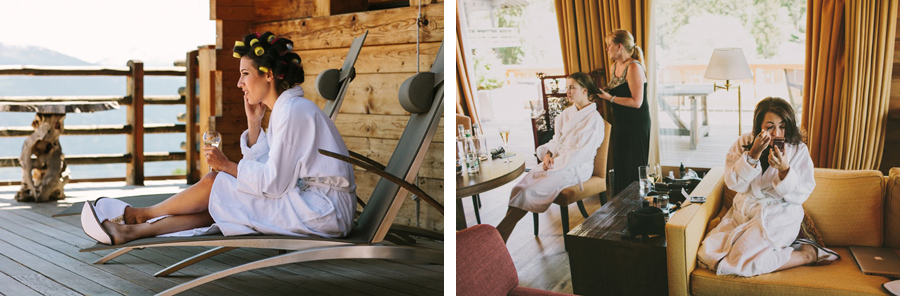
[456,8,481,127]
[554,0,657,165]
[804,0,897,169]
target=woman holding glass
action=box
[496,72,606,242]
[697,97,837,277]
[81,32,356,245]
[594,29,651,193]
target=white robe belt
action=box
[297,177,356,193]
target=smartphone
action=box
[773,137,785,151]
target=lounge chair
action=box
[80,42,445,296]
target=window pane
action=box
[654,0,807,168]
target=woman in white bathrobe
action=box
[496,72,605,242]
[697,97,838,277]
[83,32,355,245]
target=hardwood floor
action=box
[0,181,443,295]
[459,174,605,294]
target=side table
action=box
[565,182,668,295]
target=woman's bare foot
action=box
[102,220,131,245]
[801,243,817,265]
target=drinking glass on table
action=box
[638,165,651,191]
[499,126,511,162]
[202,131,222,172]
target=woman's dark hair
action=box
[742,97,804,170]
[233,32,304,91]
[568,72,602,102]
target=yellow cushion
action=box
[690,248,893,296]
[805,168,884,247]
[886,167,900,249]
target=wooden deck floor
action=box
[0,181,443,295]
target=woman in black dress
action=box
[595,29,650,193]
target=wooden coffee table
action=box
[565,181,668,296]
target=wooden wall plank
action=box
[211,0,254,21]
[216,20,252,53]
[254,0,317,23]
[334,114,444,142]
[355,173,443,232]
[252,3,443,50]
[345,138,442,179]
[303,73,413,115]
[299,42,440,75]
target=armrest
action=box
[318,149,444,215]
[666,167,726,296]
[348,150,386,171]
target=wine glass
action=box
[499,126,511,162]
[202,131,222,172]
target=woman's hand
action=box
[244,96,266,127]
[541,153,555,171]
[749,130,771,160]
[598,89,612,101]
[204,145,237,176]
[768,145,790,172]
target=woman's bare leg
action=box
[104,211,214,245]
[774,244,816,272]
[496,207,528,243]
[125,172,218,224]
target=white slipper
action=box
[884,279,900,296]
[92,197,130,224]
[81,201,112,245]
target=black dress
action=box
[605,61,650,193]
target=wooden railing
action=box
[0,60,190,186]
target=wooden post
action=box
[126,60,144,185]
[185,51,201,184]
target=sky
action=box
[0,0,216,67]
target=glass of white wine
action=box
[499,126,511,163]
[202,131,222,172]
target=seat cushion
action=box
[805,169,884,247]
[690,248,893,296]
[555,176,606,205]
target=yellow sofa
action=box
[666,167,900,296]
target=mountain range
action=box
[0,43,94,66]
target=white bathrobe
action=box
[205,86,356,238]
[697,133,816,277]
[508,103,604,213]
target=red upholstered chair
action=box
[457,224,575,296]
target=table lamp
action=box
[704,48,753,135]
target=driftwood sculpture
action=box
[16,114,70,202]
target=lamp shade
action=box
[704,48,752,80]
